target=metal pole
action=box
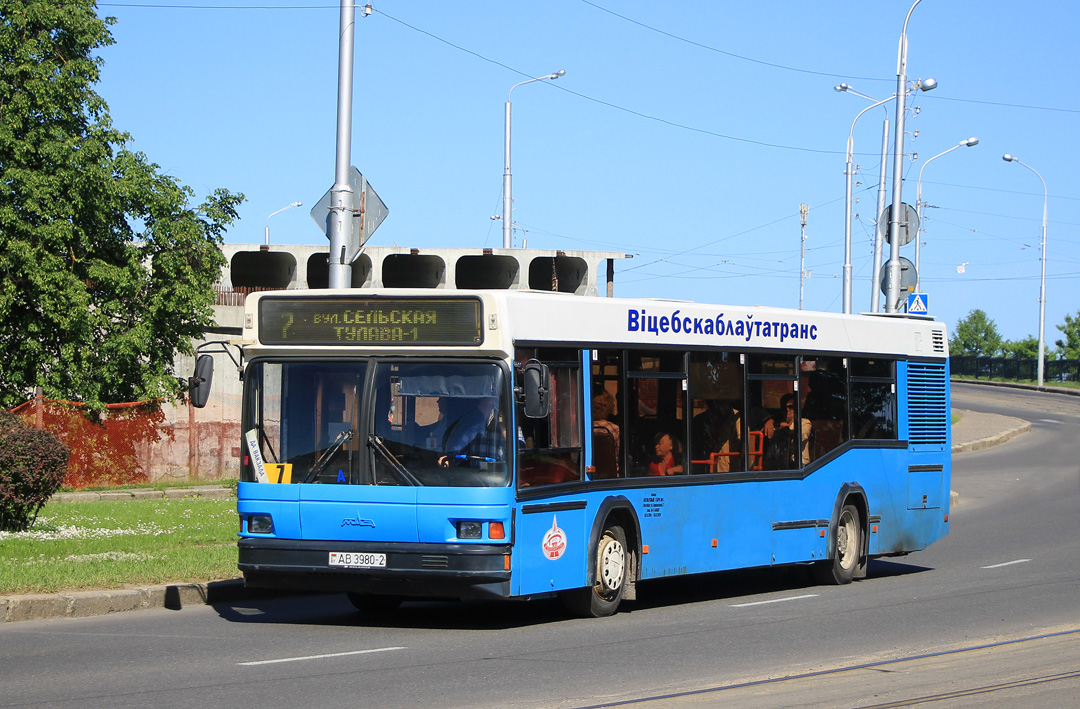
[1038,183,1048,387]
[842,137,853,314]
[328,0,356,289]
[871,117,889,312]
[914,139,977,293]
[1003,154,1047,386]
[501,71,564,249]
[886,0,922,313]
[835,84,892,313]
[264,201,302,246]
[915,176,925,293]
[799,203,808,310]
[842,95,894,314]
[502,99,512,248]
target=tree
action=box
[1000,335,1040,360]
[0,1,243,410]
[950,309,1002,357]
[1056,311,1080,360]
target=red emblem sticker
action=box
[542,515,566,560]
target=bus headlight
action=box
[248,514,274,534]
[457,520,482,539]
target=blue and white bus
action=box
[192,288,950,617]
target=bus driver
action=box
[438,396,503,467]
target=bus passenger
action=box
[648,432,684,476]
[764,394,811,469]
[692,399,741,473]
[592,391,621,476]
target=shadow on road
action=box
[210,559,934,630]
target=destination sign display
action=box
[258,296,483,346]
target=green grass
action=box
[0,497,240,595]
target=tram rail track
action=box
[576,628,1080,708]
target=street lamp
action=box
[914,137,978,290]
[501,70,564,249]
[265,201,303,246]
[1003,153,1049,387]
[885,0,932,313]
[835,84,894,314]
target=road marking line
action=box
[238,646,406,666]
[730,594,818,608]
[981,559,1032,569]
[1037,419,1063,424]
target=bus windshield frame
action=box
[241,357,512,488]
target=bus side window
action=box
[801,357,847,459]
[851,358,896,440]
[516,348,583,487]
[591,349,623,479]
[690,352,744,474]
[626,351,686,478]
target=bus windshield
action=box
[242,359,510,487]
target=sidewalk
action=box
[1,411,1030,623]
[950,408,1031,454]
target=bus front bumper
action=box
[237,537,512,599]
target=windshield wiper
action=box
[303,429,353,483]
[368,434,421,486]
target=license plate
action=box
[328,552,386,568]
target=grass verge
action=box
[0,497,239,595]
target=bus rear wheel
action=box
[561,525,628,618]
[814,504,862,585]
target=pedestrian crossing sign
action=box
[907,293,928,314]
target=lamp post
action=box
[265,201,303,246]
[914,137,978,290]
[1003,154,1049,387]
[885,0,928,313]
[836,83,893,313]
[835,84,894,314]
[502,70,564,248]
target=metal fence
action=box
[951,356,1080,383]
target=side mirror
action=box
[521,360,550,419]
[189,354,215,409]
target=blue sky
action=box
[94,1,1078,344]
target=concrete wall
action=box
[154,245,630,482]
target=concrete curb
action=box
[52,486,235,504]
[0,578,255,624]
[951,417,1032,454]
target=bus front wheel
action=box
[814,504,862,585]
[561,524,628,618]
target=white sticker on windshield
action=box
[244,429,269,483]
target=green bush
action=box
[0,411,71,531]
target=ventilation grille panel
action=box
[908,362,948,444]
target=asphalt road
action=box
[1,384,1076,708]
